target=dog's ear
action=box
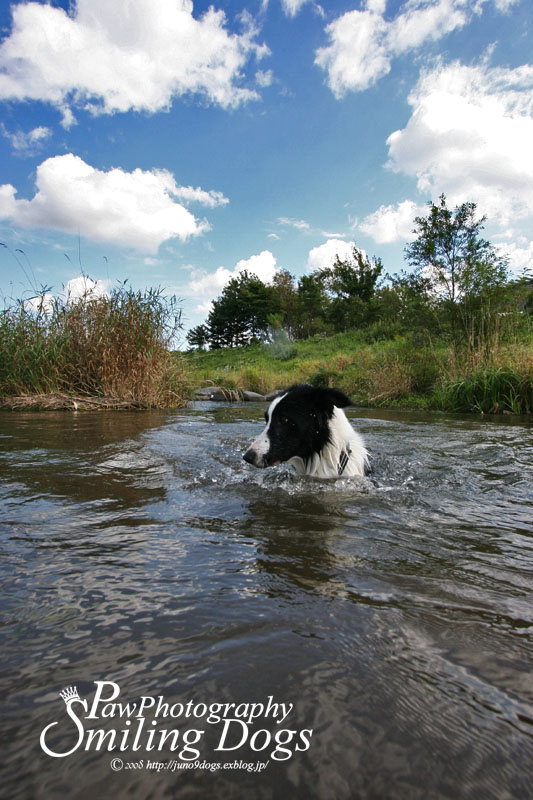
[312,387,352,410]
[325,388,352,408]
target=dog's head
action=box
[243,384,352,468]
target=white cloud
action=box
[23,275,108,314]
[188,250,279,310]
[0,0,269,122]
[278,217,311,231]
[386,60,533,227]
[315,3,390,95]
[172,185,229,208]
[1,124,52,155]
[281,0,322,16]
[497,241,533,277]
[315,0,514,96]
[360,57,533,254]
[256,69,274,88]
[307,238,356,271]
[196,299,215,315]
[23,293,54,314]
[63,275,109,302]
[234,250,279,282]
[359,200,423,243]
[0,154,220,254]
[282,0,308,15]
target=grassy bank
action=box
[0,286,190,408]
[185,331,533,414]
[3,287,531,414]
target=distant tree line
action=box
[187,196,532,353]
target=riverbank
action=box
[0,393,156,411]
[185,331,533,414]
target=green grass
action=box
[184,331,443,408]
[435,367,533,414]
[185,330,533,414]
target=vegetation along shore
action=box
[186,197,533,415]
[1,197,532,415]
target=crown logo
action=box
[59,686,81,704]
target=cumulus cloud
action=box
[0,0,269,123]
[24,275,108,314]
[307,238,357,271]
[0,154,225,253]
[23,293,54,314]
[386,60,533,227]
[359,200,423,243]
[63,275,109,302]
[497,241,533,277]
[315,3,390,95]
[189,250,278,311]
[315,0,514,96]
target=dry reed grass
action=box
[0,284,190,408]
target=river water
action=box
[0,403,532,800]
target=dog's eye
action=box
[280,416,289,425]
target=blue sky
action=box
[1,0,532,336]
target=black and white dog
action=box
[243,384,369,478]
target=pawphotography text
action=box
[40,682,313,764]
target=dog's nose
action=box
[243,449,255,465]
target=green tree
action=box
[295,273,330,338]
[270,270,298,338]
[207,271,275,348]
[405,195,508,352]
[186,324,209,350]
[319,246,383,332]
[376,269,436,335]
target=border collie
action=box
[243,384,369,478]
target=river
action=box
[1,403,532,799]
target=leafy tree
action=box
[186,324,209,350]
[270,270,298,338]
[319,246,383,331]
[295,273,330,338]
[207,271,274,348]
[405,195,508,351]
[376,269,436,335]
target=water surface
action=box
[1,404,532,799]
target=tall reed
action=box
[0,285,189,406]
[435,366,533,414]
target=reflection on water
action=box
[0,405,532,799]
